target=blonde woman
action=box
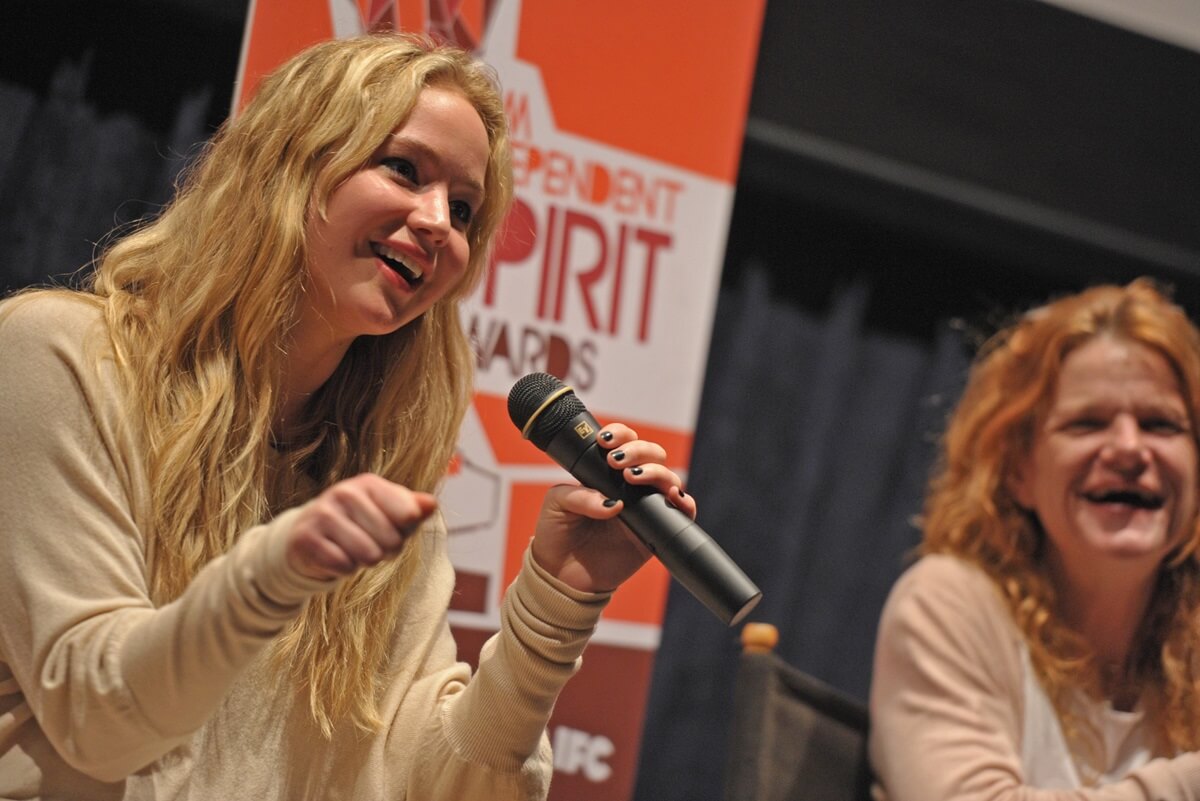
[0,33,693,799]
[870,280,1200,799]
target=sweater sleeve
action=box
[868,555,1200,801]
[405,546,611,800]
[0,296,334,782]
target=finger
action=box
[667,484,698,520]
[606,440,668,470]
[361,476,439,537]
[306,502,389,566]
[621,464,697,520]
[326,479,406,552]
[298,533,359,577]
[545,483,625,521]
[621,462,680,490]
[596,423,637,451]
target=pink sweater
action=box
[870,554,1200,800]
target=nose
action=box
[409,185,451,247]
[1101,415,1149,475]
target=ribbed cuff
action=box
[235,506,339,614]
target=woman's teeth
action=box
[372,243,424,284]
[1084,489,1164,510]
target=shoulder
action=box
[888,553,1005,606]
[873,554,1028,715]
[880,554,1017,643]
[0,291,107,356]
[0,291,125,419]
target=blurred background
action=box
[1,2,1197,799]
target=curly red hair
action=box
[922,278,1200,762]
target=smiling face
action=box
[298,85,490,356]
[1010,335,1199,591]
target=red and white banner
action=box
[236,2,764,797]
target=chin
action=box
[359,305,417,337]
[1092,533,1173,562]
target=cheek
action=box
[1182,456,1200,513]
[303,229,341,292]
[438,238,473,285]
[318,174,383,236]
[452,233,472,266]
[1163,449,1200,536]
[1048,444,1092,480]
[1169,442,1200,488]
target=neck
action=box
[275,316,353,439]
[1049,556,1159,671]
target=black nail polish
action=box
[612,450,625,462]
[600,431,614,442]
[603,498,618,508]
[630,466,644,476]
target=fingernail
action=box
[678,489,687,498]
[630,466,644,476]
[603,498,618,508]
[612,450,625,462]
[600,431,614,442]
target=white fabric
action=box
[1019,646,1153,788]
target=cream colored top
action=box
[1019,647,1152,788]
[0,294,609,800]
[870,554,1200,801]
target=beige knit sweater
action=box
[0,293,609,800]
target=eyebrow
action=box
[385,133,486,201]
[1056,399,1189,420]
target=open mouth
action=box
[372,242,424,288]
[1082,489,1165,510]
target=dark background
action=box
[2,2,1198,800]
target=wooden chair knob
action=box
[741,622,779,653]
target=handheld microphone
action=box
[507,372,762,626]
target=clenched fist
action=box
[286,473,437,580]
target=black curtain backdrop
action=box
[0,68,208,294]
[2,3,1199,801]
[632,3,1199,797]
[631,186,1072,800]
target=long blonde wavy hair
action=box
[922,278,1200,759]
[81,33,512,736]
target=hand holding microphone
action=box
[527,421,691,595]
[509,373,762,626]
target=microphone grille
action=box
[507,372,587,450]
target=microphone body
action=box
[509,373,762,626]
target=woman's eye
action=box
[1143,418,1185,434]
[450,200,473,226]
[382,157,417,182]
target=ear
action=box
[1007,456,1034,511]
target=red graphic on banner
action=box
[515,0,763,182]
[236,0,501,110]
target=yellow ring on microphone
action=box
[520,385,575,439]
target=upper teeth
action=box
[1086,489,1162,509]
[375,243,423,280]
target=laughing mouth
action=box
[1082,489,1165,510]
[371,242,424,287]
